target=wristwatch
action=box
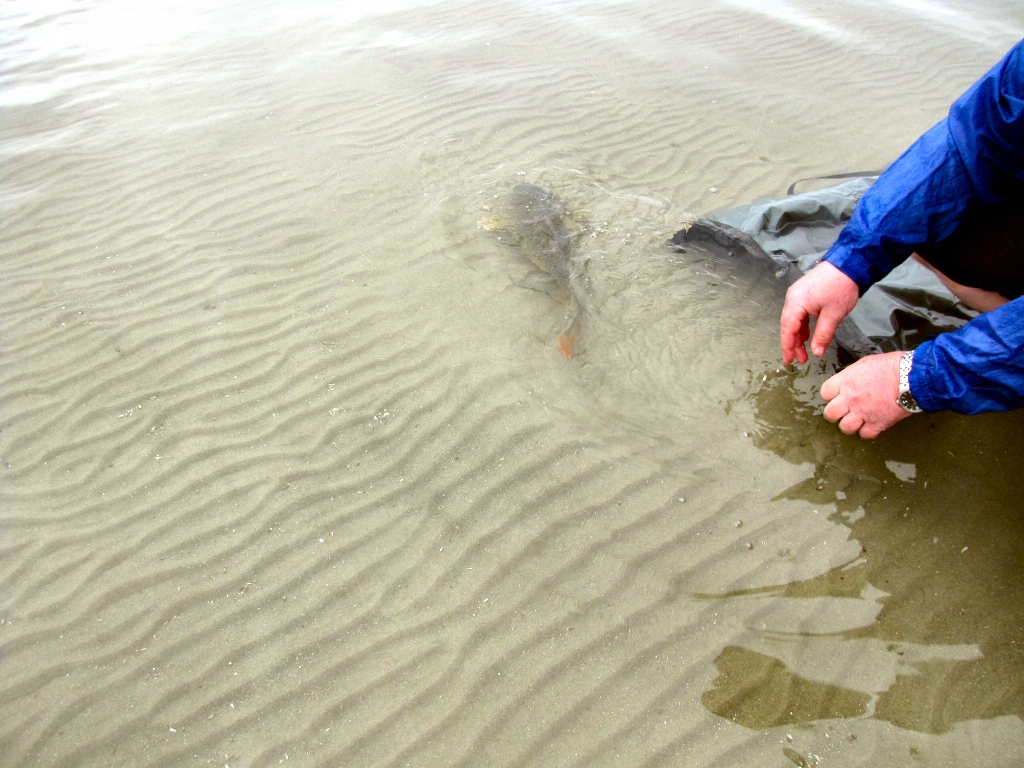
[897,350,922,414]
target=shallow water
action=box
[2,1,1023,766]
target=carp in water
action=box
[479,183,586,359]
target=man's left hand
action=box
[821,351,914,438]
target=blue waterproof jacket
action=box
[824,39,1024,414]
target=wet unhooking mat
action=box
[670,177,977,360]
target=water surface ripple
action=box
[2,2,1023,767]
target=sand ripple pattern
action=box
[3,2,1024,767]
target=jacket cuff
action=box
[907,340,942,413]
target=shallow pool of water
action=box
[2,2,1023,766]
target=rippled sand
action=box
[2,1,1024,766]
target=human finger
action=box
[810,304,846,357]
[820,372,842,402]
[858,422,883,440]
[780,303,811,365]
[822,395,848,424]
[838,412,864,436]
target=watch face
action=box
[898,391,920,412]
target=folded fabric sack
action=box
[669,178,977,360]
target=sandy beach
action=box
[2,1,1024,766]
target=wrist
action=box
[823,251,872,296]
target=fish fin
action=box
[556,315,581,360]
[556,331,576,360]
[516,272,561,299]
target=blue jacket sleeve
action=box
[823,39,1024,291]
[910,296,1024,414]
[819,39,1024,414]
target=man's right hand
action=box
[780,261,860,365]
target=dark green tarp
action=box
[669,178,977,360]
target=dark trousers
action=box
[917,196,1024,300]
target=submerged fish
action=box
[480,183,585,358]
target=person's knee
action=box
[911,253,1009,313]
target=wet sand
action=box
[2,1,1024,766]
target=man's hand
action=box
[821,351,913,438]
[780,262,860,365]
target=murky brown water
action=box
[2,2,1023,766]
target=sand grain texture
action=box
[2,1,1024,766]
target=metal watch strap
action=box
[897,350,922,414]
